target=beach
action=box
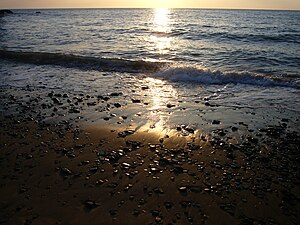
[0,62,299,225]
[0,8,300,225]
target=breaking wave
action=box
[1,49,299,89]
[0,49,165,73]
[154,66,300,89]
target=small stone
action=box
[84,200,100,210]
[178,186,187,192]
[52,98,60,104]
[155,216,162,223]
[164,202,174,209]
[231,126,238,132]
[153,187,164,194]
[60,167,72,176]
[132,99,141,103]
[141,85,149,90]
[110,92,123,97]
[167,103,175,108]
[212,120,220,125]
[114,103,122,108]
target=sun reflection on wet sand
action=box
[137,77,178,137]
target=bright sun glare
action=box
[148,8,172,57]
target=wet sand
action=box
[0,83,300,225]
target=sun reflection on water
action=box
[153,8,171,33]
[148,8,173,58]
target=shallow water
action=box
[0,9,299,135]
[0,9,300,82]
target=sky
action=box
[0,0,299,10]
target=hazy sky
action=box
[0,0,299,10]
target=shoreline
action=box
[1,82,299,225]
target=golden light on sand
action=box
[138,77,178,137]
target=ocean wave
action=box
[185,31,300,44]
[154,65,300,89]
[0,49,165,73]
[1,49,299,89]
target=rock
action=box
[118,130,135,138]
[87,102,96,106]
[60,167,72,176]
[132,99,141,103]
[121,162,131,170]
[110,92,123,97]
[52,98,61,104]
[89,167,98,173]
[0,10,13,16]
[98,95,110,101]
[184,127,195,134]
[164,202,174,209]
[166,103,175,108]
[231,126,238,132]
[69,108,80,113]
[212,120,220,125]
[178,186,187,192]
[155,216,162,223]
[173,166,184,174]
[114,103,122,108]
[84,200,100,210]
[141,85,149,90]
[153,187,164,194]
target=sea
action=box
[0,9,300,132]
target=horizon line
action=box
[2,7,300,11]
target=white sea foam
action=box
[154,65,300,88]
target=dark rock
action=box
[87,102,97,106]
[141,85,149,90]
[167,103,175,108]
[69,108,80,113]
[184,127,195,134]
[0,10,13,16]
[114,103,122,108]
[151,210,161,217]
[212,120,220,125]
[84,200,100,210]
[118,130,135,138]
[173,166,184,174]
[231,126,238,132]
[121,162,131,170]
[153,187,164,194]
[204,101,210,106]
[110,92,123,97]
[52,98,61,104]
[178,186,187,192]
[132,99,141,103]
[164,202,174,209]
[60,167,72,176]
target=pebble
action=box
[178,186,187,192]
[84,200,100,210]
[60,167,72,176]
[212,120,221,125]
